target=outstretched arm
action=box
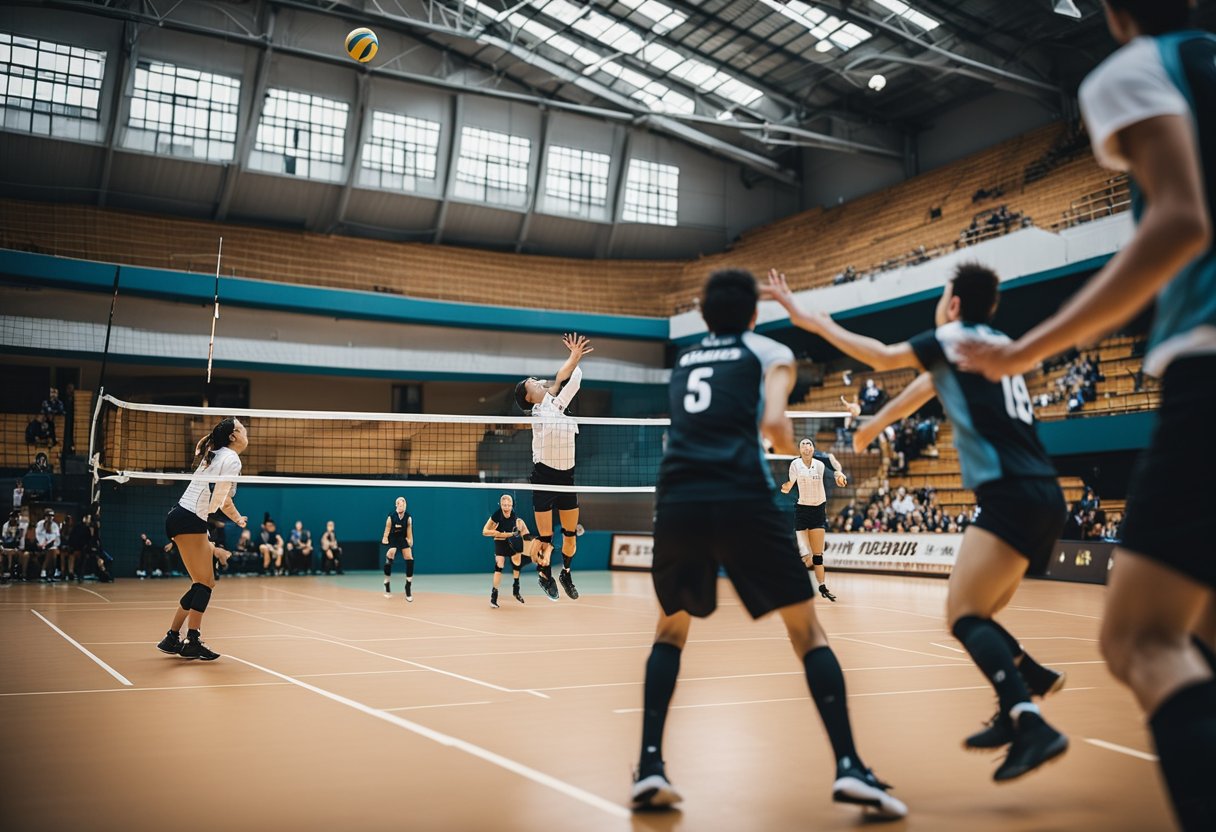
[766,270,921,371]
[852,373,937,454]
[548,333,594,399]
[761,363,797,456]
[826,453,847,488]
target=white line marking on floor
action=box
[1084,738,1158,762]
[72,586,111,602]
[294,669,428,678]
[0,681,291,697]
[836,604,942,621]
[930,642,966,654]
[382,700,493,712]
[834,636,968,662]
[1008,606,1100,620]
[258,586,502,636]
[31,609,132,686]
[1019,636,1099,642]
[612,684,998,713]
[228,655,629,819]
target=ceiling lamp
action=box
[868,73,887,91]
[1052,0,1082,19]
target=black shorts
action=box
[386,536,410,550]
[974,477,1066,573]
[794,503,828,531]
[652,497,814,620]
[165,505,209,540]
[494,539,523,558]
[1120,356,1216,588]
[531,463,578,513]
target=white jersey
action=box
[531,366,581,470]
[179,446,242,520]
[788,457,827,506]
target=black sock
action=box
[953,616,1033,717]
[1149,678,1216,831]
[186,628,200,642]
[562,555,572,571]
[513,577,520,588]
[803,646,860,768]
[383,559,392,578]
[1192,635,1216,674]
[405,560,414,579]
[640,643,682,771]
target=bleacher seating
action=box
[1,121,1125,318]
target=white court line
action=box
[834,636,968,662]
[382,700,493,712]
[837,604,942,621]
[612,684,998,713]
[228,655,629,819]
[295,669,428,679]
[0,681,292,697]
[930,642,966,654]
[1008,606,1100,620]
[73,586,111,602]
[218,606,550,699]
[1020,636,1099,642]
[534,662,982,692]
[31,609,132,686]
[258,586,502,636]
[1084,738,1158,762]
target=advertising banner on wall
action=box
[823,533,963,576]
[609,534,656,571]
[1043,541,1116,584]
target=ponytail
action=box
[195,417,237,466]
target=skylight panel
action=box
[758,0,873,52]
[871,0,940,32]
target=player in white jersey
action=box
[513,332,593,600]
[157,417,249,661]
[781,438,845,601]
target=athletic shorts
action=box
[974,477,1066,573]
[652,497,814,619]
[1120,356,1216,588]
[386,533,410,550]
[165,504,209,540]
[794,503,828,531]
[531,462,578,513]
[493,539,522,558]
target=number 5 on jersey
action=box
[684,367,714,413]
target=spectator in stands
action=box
[320,520,343,575]
[29,452,52,474]
[12,479,23,509]
[891,487,916,518]
[833,265,858,285]
[2,509,28,582]
[287,520,313,575]
[25,413,56,448]
[58,514,78,582]
[259,518,285,576]
[136,532,168,578]
[41,387,66,418]
[859,379,886,415]
[230,529,256,574]
[35,509,60,582]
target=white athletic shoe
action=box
[631,771,682,811]
[832,768,907,820]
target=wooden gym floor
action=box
[0,570,1171,831]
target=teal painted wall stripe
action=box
[0,250,668,340]
[1036,410,1157,455]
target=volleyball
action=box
[344,27,378,63]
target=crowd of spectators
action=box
[1033,351,1104,413]
[833,481,973,535]
[1062,486,1122,541]
[1,506,110,583]
[959,205,1033,245]
[138,515,345,578]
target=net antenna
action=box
[205,236,223,390]
[87,265,122,505]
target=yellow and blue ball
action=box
[345,28,379,63]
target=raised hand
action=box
[840,394,861,418]
[765,269,828,332]
[563,332,595,358]
[954,339,1025,381]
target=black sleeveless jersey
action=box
[489,509,516,534]
[387,511,411,541]
[658,331,795,503]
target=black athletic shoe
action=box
[539,573,559,601]
[490,588,500,609]
[832,761,907,819]
[558,569,580,600]
[405,583,413,603]
[818,584,837,602]
[993,712,1068,782]
[513,586,525,604]
[1024,664,1067,698]
[631,762,682,811]
[156,629,183,655]
[179,636,220,661]
[965,711,1014,750]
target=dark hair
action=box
[1104,0,1190,35]
[195,417,237,466]
[701,269,758,334]
[514,380,531,413]
[950,263,1000,323]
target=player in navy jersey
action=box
[769,264,1069,783]
[482,493,531,608]
[381,497,414,601]
[958,3,1215,826]
[631,268,906,819]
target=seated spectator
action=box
[66,514,91,583]
[35,509,60,582]
[320,520,344,575]
[136,532,168,578]
[1,509,29,583]
[231,529,257,574]
[12,479,23,509]
[28,452,52,475]
[859,378,886,415]
[286,520,313,575]
[891,487,916,518]
[25,413,57,448]
[259,518,285,576]
[41,387,66,418]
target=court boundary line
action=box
[382,700,493,712]
[0,681,291,698]
[72,586,111,602]
[31,609,132,686]
[1084,738,1158,762]
[834,636,968,662]
[227,655,630,819]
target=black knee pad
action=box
[189,583,212,613]
[522,533,534,542]
[538,535,553,545]
[951,615,986,642]
[812,555,824,566]
[383,559,392,577]
[179,584,197,611]
[493,564,503,574]
[561,529,577,538]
